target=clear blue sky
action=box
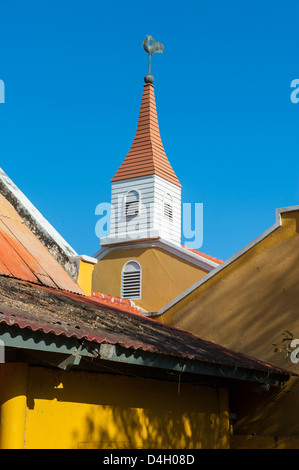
[0,0,298,261]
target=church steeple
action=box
[111,83,181,188]
[94,37,222,309]
[101,36,182,248]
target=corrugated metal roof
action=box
[0,194,84,295]
[0,275,292,378]
[91,290,145,315]
[111,84,181,187]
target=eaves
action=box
[0,321,292,389]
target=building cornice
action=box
[94,237,220,271]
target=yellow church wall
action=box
[91,247,209,312]
[0,362,230,449]
[157,209,299,448]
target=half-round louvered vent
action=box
[121,261,142,299]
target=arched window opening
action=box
[164,193,173,220]
[121,261,142,299]
[125,190,140,218]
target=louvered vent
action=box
[164,194,173,220]
[121,261,142,299]
[125,190,139,217]
[164,203,173,220]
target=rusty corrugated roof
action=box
[0,275,292,378]
[0,194,84,295]
[111,84,181,187]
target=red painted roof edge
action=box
[90,291,145,316]
[181,245,223,264]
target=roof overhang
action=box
[94,238,220,271]
[0,321,291,389]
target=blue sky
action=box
[0,0,298,261]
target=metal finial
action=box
[142,35,164,84]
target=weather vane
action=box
[142,35,164,84]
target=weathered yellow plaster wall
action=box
[76,259,95,296]
[159,211,299,372]
[0,363,230,449]
[157,210,299,448]
[92,247,209,311]
[0,363,28,449]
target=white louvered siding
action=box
[121,261,142,299]
[111,177,156,236]
[153,176,181,245]
[110,175,181,245]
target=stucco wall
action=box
[92,247,209,312]
[159,211,299,373]
[0,363,230,449]
[157,210,299,449]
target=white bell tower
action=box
[100,83,182,247]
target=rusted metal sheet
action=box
[90,291,144,316]
[0,275,292,378]
[0,222,40,282]
[0,194,84,294]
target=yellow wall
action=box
[157,210,299,448]
[0,363,27,449]
[229,377,299,449]
[159,211,299,372]
[92,247,209,312]
[76,259,96,296]
[0,363,230,449]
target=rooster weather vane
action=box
[143,35,164,84]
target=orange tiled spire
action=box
[111,83,181,187]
